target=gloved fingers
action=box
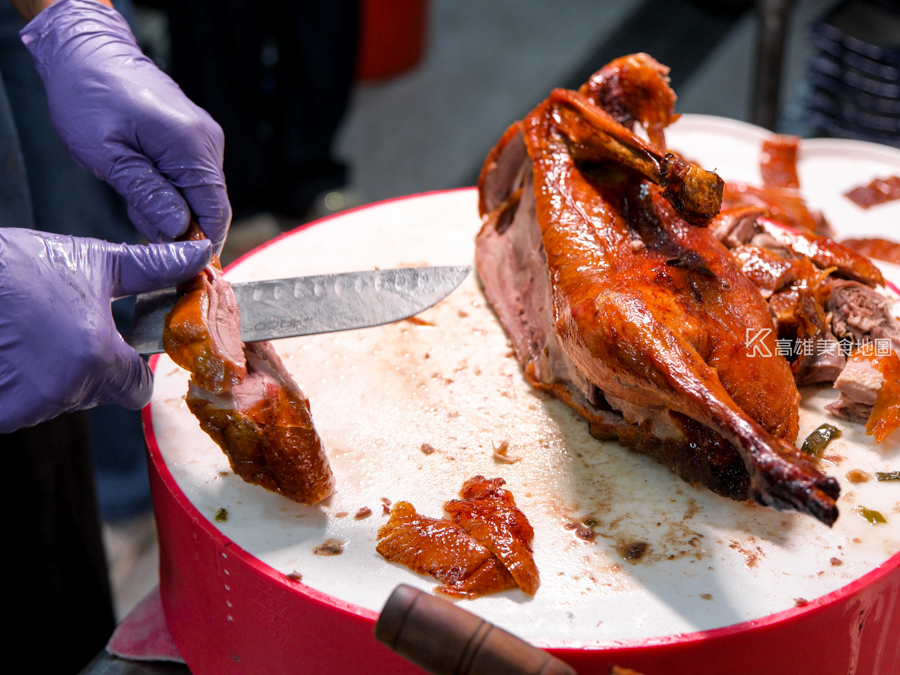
[132,104,228,250]
[126,204,165,243]
[108,239,213,297]
[180,184,232,253]
[107,153,191,243]
[89,338,155,410]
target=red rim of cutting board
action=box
[143,187,900,651]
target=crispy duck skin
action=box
[844,175,900,209]
[840,237,900,266]
[577,53,679,151]
[730,245,798,299]
[722,183,825,235]
[724,134,836,237]
[444,476,538,595]
[865,351,900,442]
[755,220,884,288]
[760,135,800,190]
[377,501,517,598]
[163,224,334,505]
[477,56,840,525]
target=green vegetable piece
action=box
[876,471,900,481]
[215,508,228,523]
[801,424,842,457]
[854,506,887,525]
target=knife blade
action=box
[125,266,471,355]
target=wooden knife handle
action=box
[375,584,577,675]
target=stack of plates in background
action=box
[806,0,900,147]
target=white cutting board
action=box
[148,117,900,646]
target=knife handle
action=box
[375,585,577,675]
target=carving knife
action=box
[125,266,472,355]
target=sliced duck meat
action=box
[730,245,798,299]
[769,285,813,344]
[708,139,897,403]
[756,220,885,288]
[163,224,334,505]
[793,335,847,386]
[827,279,900,354]
[163,260,246,395]
[825,395,873,425]
[711,206,765,248]
[185,341,335,504]
[827,343,900,442]
[737,249,846,385]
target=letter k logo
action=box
[746,328,772,357]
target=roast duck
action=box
[162,224,335,505]
[476,54,899,527]
[159,54,898,524]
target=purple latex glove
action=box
[20,0,230,251]
[0,229,213,434]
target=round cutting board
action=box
[145,117,900,675]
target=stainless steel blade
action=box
[125,266,471,355]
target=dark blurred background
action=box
[129,0,857,267]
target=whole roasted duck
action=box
[163,225,334,505]
[476,54,840,525]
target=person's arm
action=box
[0,229,213,434]
[10,0,111,25]
[17,0,231,251]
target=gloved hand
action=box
[0,228,213,434]
[20,0,231,252]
